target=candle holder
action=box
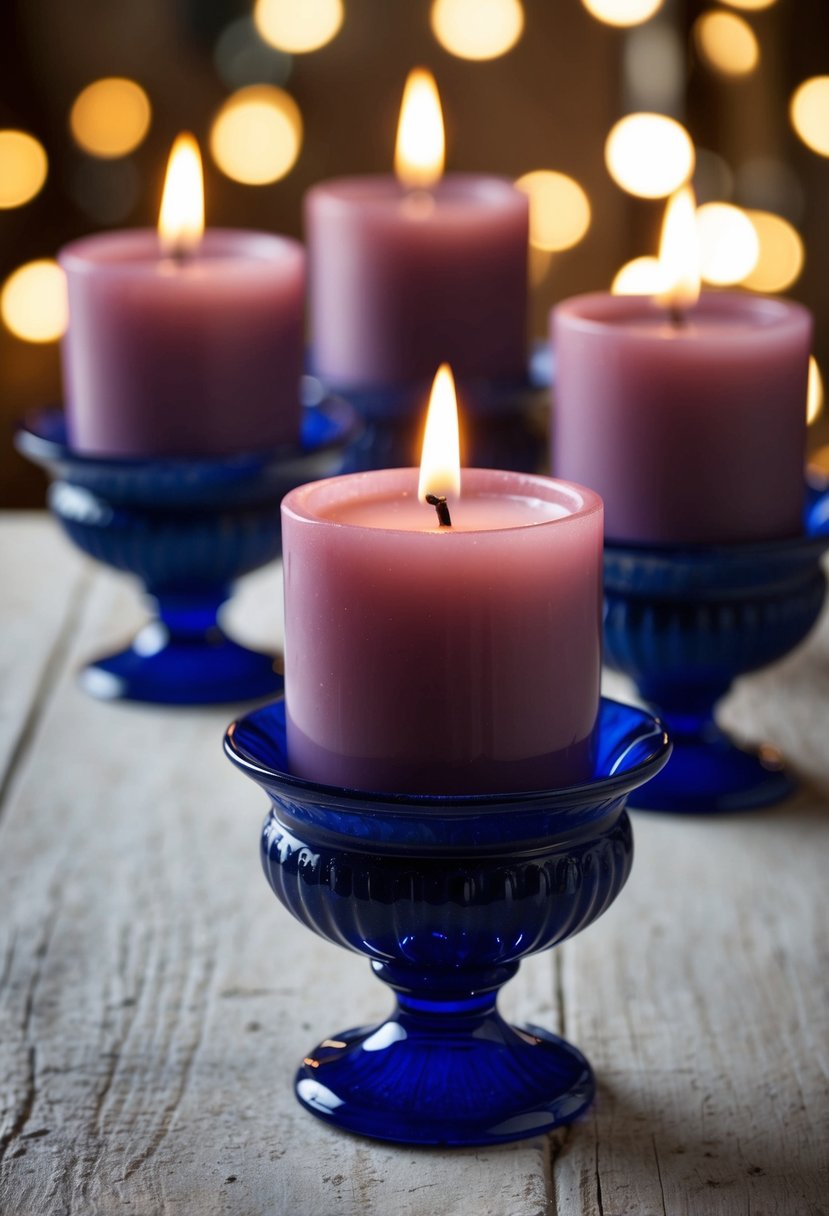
[224,696,670,1147]
[604,521,829,813]
[16,402,356,704]
[310,348,549,473]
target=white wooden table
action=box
[1,511,827,1216]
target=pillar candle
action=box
[60,228,305,458]
[306,176,528,389]
[281,467,603,795]
[552,292,811,545]
[59,136,305,458]
[305,70,528,391]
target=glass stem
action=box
[372,959,519,1023]
[637,678,729,743]
[148,585,231,641]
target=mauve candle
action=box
[281,467,603,796]
[60,136,305,457]
[305,70,528,390]
[552,291,811,545]
[552,187,812,545]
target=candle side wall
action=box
[552,292,812,545]
[306,177,529,389]
[282,468,603,796]
[60,230,306,457]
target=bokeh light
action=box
[69,78,151,158]
[696,202,759,285]
[611,256,664,295]
[807,357,823,426]
[790,77,829,158]
[580,0,663,27]
[719,0,776,9]
[254,0,343,53]
[741,211,804,293]
[430,0,524,60]
[694,11,759,77]
[1,260,68,343]
[515,170,591,252]
[0,130,48,209]
[605,113,694,198]
[210,85,302,185]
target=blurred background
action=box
[2,0,828,506]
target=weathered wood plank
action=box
[4,525,828,1215]
[558,601,829,1215]
[0,560,556,1216]
[0,512,90,792]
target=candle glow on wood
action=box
[394,69,445,191]
[158,133,204,258]
[418,363,461,506]
[655,186,701,316]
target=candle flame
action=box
[158,133,204,257]
[418,364,461,504]
[655,185,701,313]
[395,68,445,191]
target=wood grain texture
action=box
[0,513,91,796]
[0,541,555,1216]
[2,519,828,1215]
[570,602,829,1216]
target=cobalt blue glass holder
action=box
[604,517,829,814]
[308,346,549,473]
[16,401,356,704]
[224,696,670,1147]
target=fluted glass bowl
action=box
[604,529,828,812]
[16,401,357,704]
[224,696,670,1146]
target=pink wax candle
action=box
[553,292,811,545]
[60,135,305,457]
[281,368,603,796]
[305,70,528,389]
[552,189,812,545]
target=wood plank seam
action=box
[0,563,93,821]
[651,1132,668,1216]
[595,1128,605,1216]
[544,950,570,1214]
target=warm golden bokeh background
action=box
[2,0,828,506]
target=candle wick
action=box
[426,494,452,527]
[401,189,436,220]
[669,304,687,329]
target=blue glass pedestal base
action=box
[297,997,593,1146]
[604,530,828,813]
[625,721,792,814]
[17,402,354,704]
[309,345,549,475]
[225,697,670,1147]
[80,618,282,704]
